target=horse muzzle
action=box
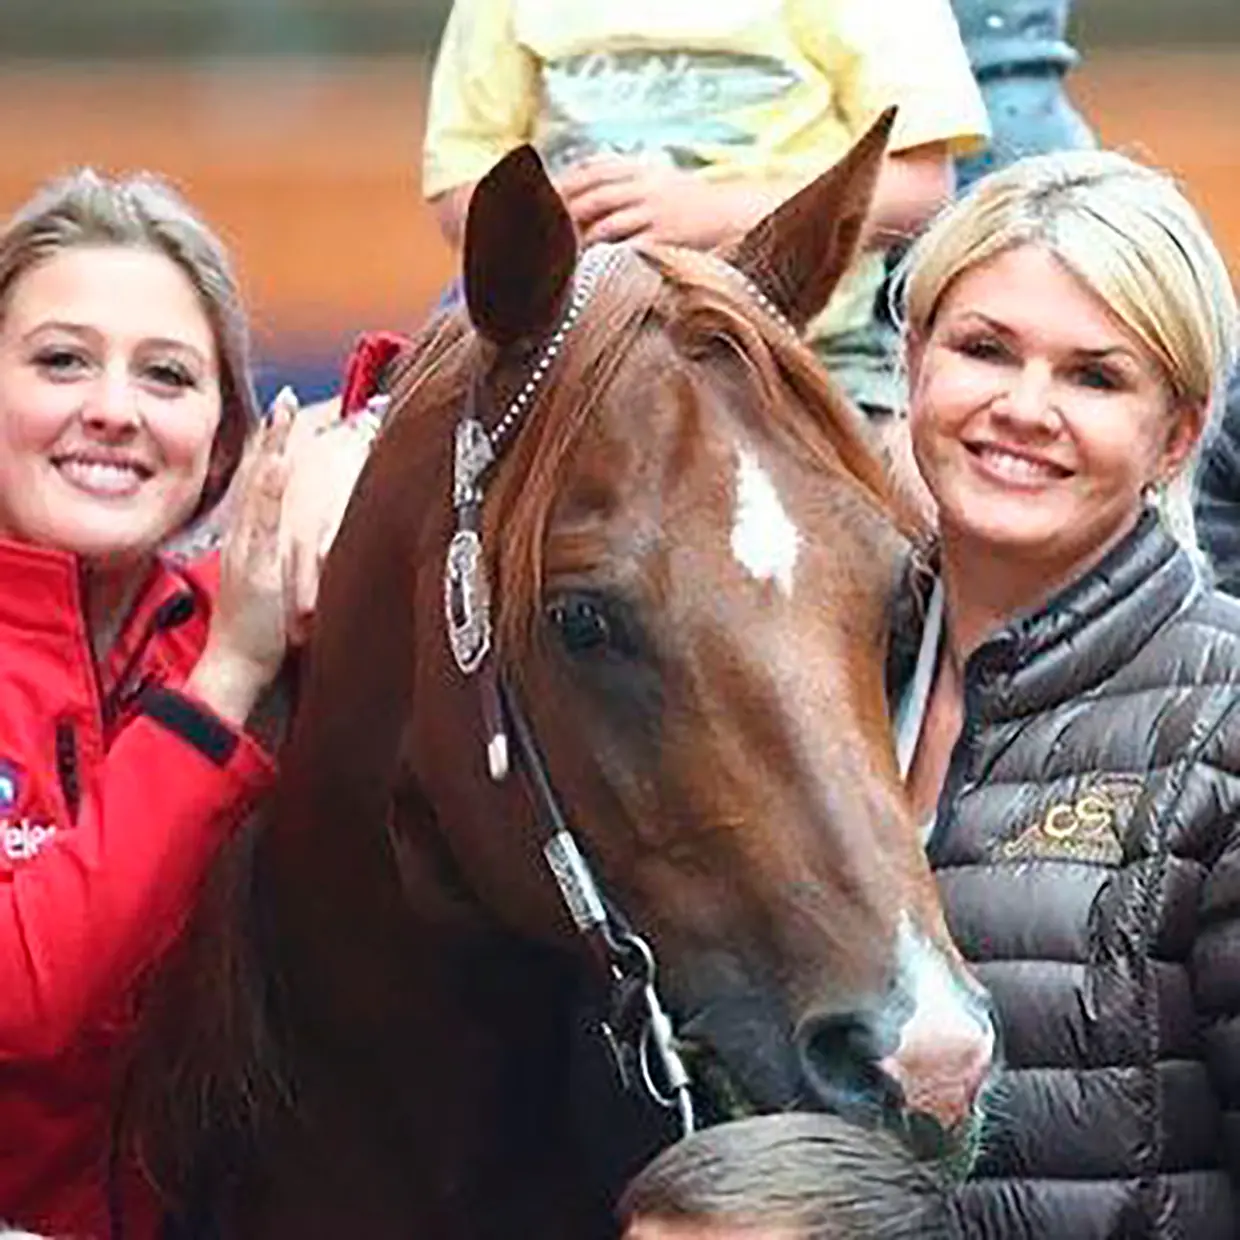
[793,924,997,1169]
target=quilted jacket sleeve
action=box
[1193,809,1240,1188]
[0,689,274,1062]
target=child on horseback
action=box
[420,0,989,420]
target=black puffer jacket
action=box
[1195,364,1240,597]
[892,512,1240,1237]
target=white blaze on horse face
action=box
[730,447,801,597]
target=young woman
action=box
[891,149,1240,1235]
[0,169,367,1238]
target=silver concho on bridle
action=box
[443,420,496,675]
[443,244,620,682]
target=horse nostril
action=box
[795,1012,901,1118]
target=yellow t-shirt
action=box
[423,0,989,339]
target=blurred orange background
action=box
[0,53,1236,391]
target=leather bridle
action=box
[443,243,696,1136]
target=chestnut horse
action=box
[133,115,993,1239]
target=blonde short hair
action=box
[893,149,1239,558]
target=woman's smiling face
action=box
[0,244,222,563]
[908,243,1200,574]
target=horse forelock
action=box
[648,246,922,532]
[478,243,923,667]
[484,249,664,660]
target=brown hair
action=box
[0,168,258,519]
[618,1114,955,1239]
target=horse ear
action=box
[463,146,579,348]
[720,108,898,332]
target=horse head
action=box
[396,113,994,1160]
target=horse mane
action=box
[122,243,925,1212]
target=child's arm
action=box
[422,0,539,247]
[794,0,989,189]
[549,140,953,253]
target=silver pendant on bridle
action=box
[443,243,622,677]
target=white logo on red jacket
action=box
[2,818,57,862]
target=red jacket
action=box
[0,540,275,1237]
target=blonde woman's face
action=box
[0,244,222,562]
[907,243,1199,573]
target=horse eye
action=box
[546,596,613,656]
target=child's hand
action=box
[556,157,768,250]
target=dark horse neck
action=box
[235,410,617,1237]
[249,900,611,1236]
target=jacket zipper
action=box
[54,720,81,823]
[100,593,196,730]
[55,585,197,822]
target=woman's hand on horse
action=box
[555,157,789,250]
[278,396,374,646]
[188,390,297,727]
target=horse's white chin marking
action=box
[731,447,800,597]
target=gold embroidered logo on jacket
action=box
[997,778,1142,866]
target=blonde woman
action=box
[890,149,1240,1235]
